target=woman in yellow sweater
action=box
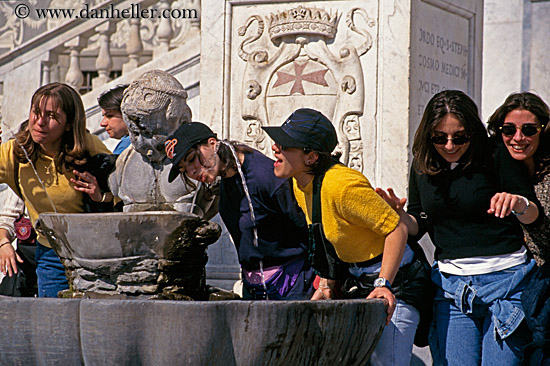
[263,108,420,366]
[0,82,111,297]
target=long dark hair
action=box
[180,139,254,190]
[487,92,550,182]
[413,90,489,175]
[14,82,89,172]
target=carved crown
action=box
[268,6,338,40]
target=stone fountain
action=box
[7,70,387,365]
[0,297,386,365]
[39,70,222,300]
[39,211,221,300]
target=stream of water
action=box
[219,140,268,297]
[15,139,58,213]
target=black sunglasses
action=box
[500,124,543,137]
[275,143,312,153]
[430,135,470,145]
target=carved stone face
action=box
[121,70,192,163]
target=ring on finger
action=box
[84,182,89,188]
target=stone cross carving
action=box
[237,6,375,170]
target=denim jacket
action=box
[432,259,536,339]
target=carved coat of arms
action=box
[237,5,375,171]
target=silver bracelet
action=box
[512,196,530,216]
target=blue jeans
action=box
[368,299,420,366]
[36,243,68,298]
[430,260,535,366]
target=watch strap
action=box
[374,277,392,290]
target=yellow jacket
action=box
[0,135,111,247]
[293,164,399,263]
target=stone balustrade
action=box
[0,0,201,135]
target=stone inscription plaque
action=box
[411,1,471,126]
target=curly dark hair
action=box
[412,90,489,175]
[487,92,550,182]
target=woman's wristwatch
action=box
[374,277,392,290]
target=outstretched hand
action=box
[487,192,523,218]
[375,187,407,213]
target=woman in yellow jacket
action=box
[263,108,414,366]
[0,82,111,297]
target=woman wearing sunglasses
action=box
[487,92,550,364]
[377,90,540,365]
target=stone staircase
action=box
[0,0,200,150]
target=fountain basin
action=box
[0,297,386,365]
[39,212,221,299]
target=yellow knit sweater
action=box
[293,164,400,263]
[0,135,111,247]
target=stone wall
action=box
[200,0,483,196]
[482,0,550,120]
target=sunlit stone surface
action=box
[0,297,386,366]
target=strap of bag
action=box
[311,161,337,224]
[13,158,23,199]
[12,158,37,243]
[308,161,350,280]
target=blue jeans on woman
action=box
[36,243,68,298]
[368,299,420,366]
[430,260,536,366]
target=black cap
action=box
[165,122,216,183]
[262,108,337,153]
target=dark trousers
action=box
[0,242,38,297]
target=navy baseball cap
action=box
[262,108,337,153]
[165,122,216,183]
